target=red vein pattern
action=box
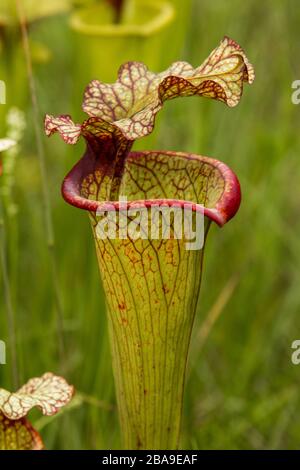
[45,36,253,449]
[0,373,74,420]
[63,150,240,227]
[0,373,74,450]
[45,36,254,146]
[61,150,241,449]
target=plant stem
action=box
[106,0,124,23]
[0,202,19,389]
[120,0,136,24]
[15,0,65,361]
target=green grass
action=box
[1,0,300,449]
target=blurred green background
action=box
[1,0,300,449]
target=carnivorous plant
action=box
[0,373,74,450]
[45,36,254,449]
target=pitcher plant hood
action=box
[45,36,254,146]
[0,373,74,450]
[44,36,253,225]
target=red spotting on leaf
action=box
[0,412,44,450]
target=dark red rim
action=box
[61,150,241,227]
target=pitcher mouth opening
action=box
[70,1,175,38]
[61,149,241,227]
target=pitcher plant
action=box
[45,36,254,449]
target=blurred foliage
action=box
[0,0,71,25]
[0,0,300,450]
